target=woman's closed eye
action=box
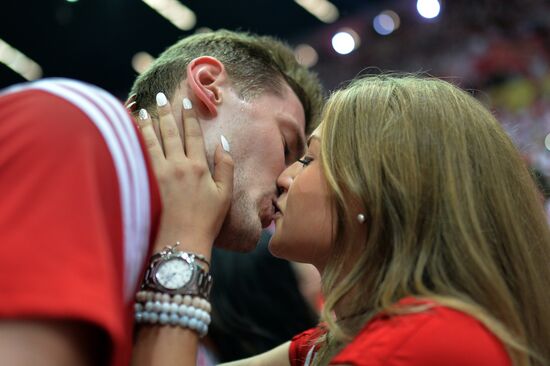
[297,156,314,167]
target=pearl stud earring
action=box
[357,213,366,224]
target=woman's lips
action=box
[273,211,283,221]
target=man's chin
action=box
[213,222,262,252]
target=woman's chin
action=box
[267,233,285,259]
[267,234,278,255]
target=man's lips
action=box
[259,197,286,228]
[260,215,273,228]
[260,200,276,228]
[272,199,283,220]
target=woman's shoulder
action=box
[331,299,512,366]
[289,326,326,366]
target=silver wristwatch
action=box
[142,243,212,298]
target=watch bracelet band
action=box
[142,249,213,298]
[149,249,211,270]
[142,269,213,298]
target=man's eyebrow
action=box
[279,115,306,157]
[294,123,307,154]
[296,128,306,157]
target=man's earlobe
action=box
[186,57,225,117]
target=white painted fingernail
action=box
[220,135,230,153]
[139,108,148,120]
[156,92,167,107]
[183,97,193,110]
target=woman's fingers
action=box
[181,98,208,166]
[125,93,137,113]
[156,92,185,160]
[212,144,234,204]
[137,108,164,168]
[138,93,233,255]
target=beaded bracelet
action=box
[135,309,209,337]
[134,291,211,337]
[136,291,212,312]
[135,301,211,324]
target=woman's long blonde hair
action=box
[316,75,550,365]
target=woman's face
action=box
[269,125,335,271]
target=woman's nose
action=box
[276,163,299,194]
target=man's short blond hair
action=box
[131,30,324,133]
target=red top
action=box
[0,79,161,366]
[289,299,511,366]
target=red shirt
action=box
[0,79,161,366]
[289,299,511,366]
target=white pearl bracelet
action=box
[136,291,212,312]
[135,291,211,337]
[135,309,209,337]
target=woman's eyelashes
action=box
[297,156,314,167]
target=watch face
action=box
[155,258,192,290]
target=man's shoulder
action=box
[0,78,147,180]
[0,78,132,139]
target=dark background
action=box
[0,0,371,94]
[1,0,546,94]
[1,0,550,179]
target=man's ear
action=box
[186,56,226,117]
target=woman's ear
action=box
[186,56,226,117]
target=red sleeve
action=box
[330,306,512,366]
[289,326,325,366]
[0,80,161,366]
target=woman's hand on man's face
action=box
[135,93,234,255]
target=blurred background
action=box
[2,2,549,361]
[1,0,550,195]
